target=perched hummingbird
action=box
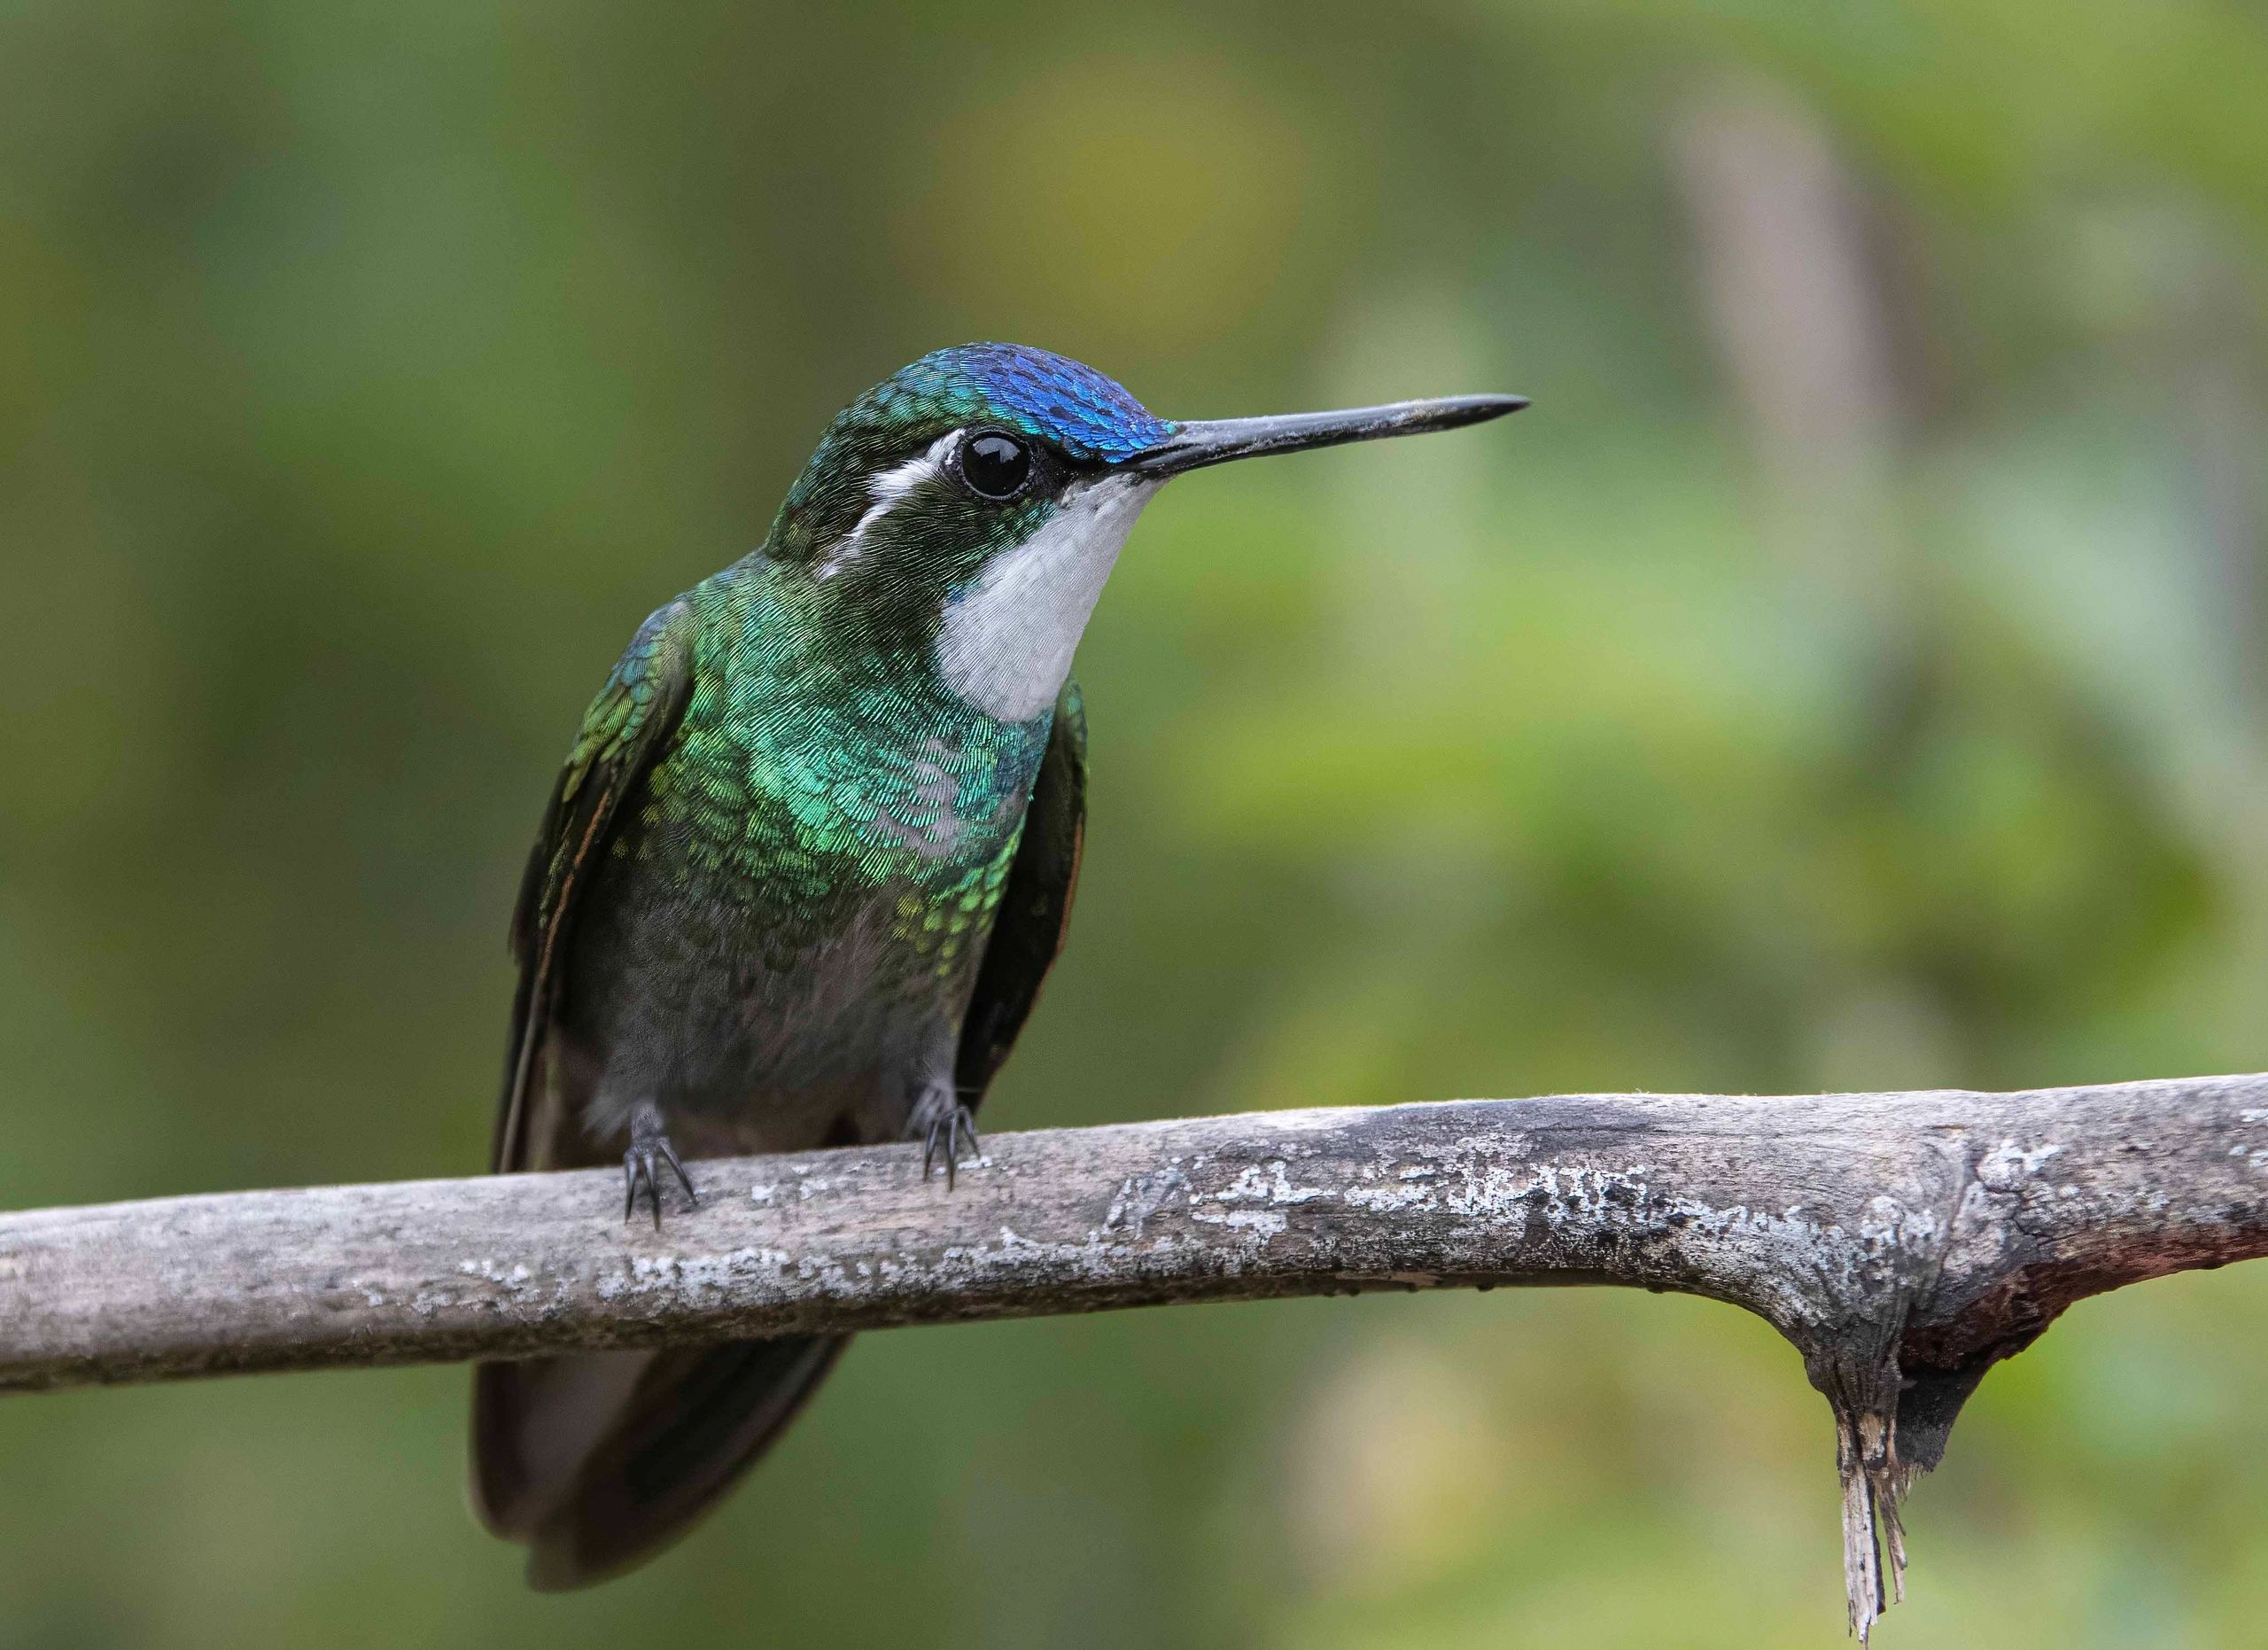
[471,343,1524,1586]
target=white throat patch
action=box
[935,473,1157,721]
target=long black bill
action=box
[1125,393,1527,479]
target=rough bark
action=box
[4,1074,2265,1639]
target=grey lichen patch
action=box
[1189,1207,1290,1240]
[1208,1160,1327,1208]
[1974,1137,2065,1189]
[1343,1177,1434,1213]
[602,1245,804,1306]
[1102,1161,1193,1240]
[454,1257,536,1288]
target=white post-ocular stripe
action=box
[816,432,959,580]
[935,474,1158,721]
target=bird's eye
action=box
[959,431,1032,500]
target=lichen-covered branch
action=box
[4,1075,2265,1639]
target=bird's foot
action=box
[624,1107,698,1231]
[909,1089,982,1189]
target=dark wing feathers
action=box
[493,599,696,1173]
[955,677,1089,1103]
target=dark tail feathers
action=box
[471,1334,849,1589]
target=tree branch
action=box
[5,1074,2265,1639]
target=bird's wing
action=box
[954,676,1089,1105]
[493,597,697,1172]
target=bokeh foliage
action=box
[2,2,2264,1645]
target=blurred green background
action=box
[3,1,2265,1645]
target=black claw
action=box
[920,1102,982,1189]
[657,1137,699,1205]
[623,1123,697,1231]
[624,1148,656,1228]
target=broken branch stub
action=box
[3,1075,2264,1641]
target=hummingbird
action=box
[470,343,1524,1587]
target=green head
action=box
[765,343,1524,720]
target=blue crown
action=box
[866,344,1173,463]
[769,345,1178,558]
